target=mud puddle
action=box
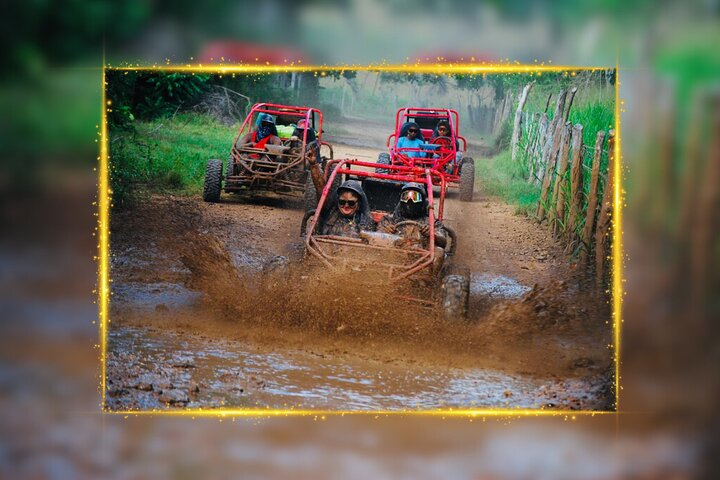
[471,274,532,299]
[107,325,608,411]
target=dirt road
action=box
[107,143,613,411]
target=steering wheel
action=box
[392,220,427,237]
[431,135,453,148]
[394,220,425,229]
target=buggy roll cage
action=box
[226,103,329,190]
[232,102,324,147]
[304,159,448,281]
[385,108,468,178]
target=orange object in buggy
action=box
[250,132,273,158]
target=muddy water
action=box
[108,276,608,411]
[108,323,603,411]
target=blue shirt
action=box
[396,136,425,158]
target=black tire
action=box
[441,273,469,321]
[459,157,475,202]
[226,157,235,176]
[203,159,223,202]
[375,152,391,174]
[304,173,318,212]
[262,255,290,290]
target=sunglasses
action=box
[438,127,449,132]
[408,129,419,133]
[338,199,358,207]
[401,190,423,203]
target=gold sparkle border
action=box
[98,62,622,418]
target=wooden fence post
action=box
[511,81,536,164]
[563,87,578,122]
[690,94,720,319]
[595,130,616,285]
[579,130,607,265]
[536,90,568,221]
[565,124,585,244]
[550,122,573,235]
[528,113,547,184]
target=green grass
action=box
[568,100,615,148]
[110,113,238,206]
[476,150,541,216]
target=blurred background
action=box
[1,0,719,478]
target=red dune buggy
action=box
[203,103,333,208]
[301,159,470,320]
[377,107,475,202]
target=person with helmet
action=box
[237,112,282,149]
[378,183,447,248]
[316,180,375,238]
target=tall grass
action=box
[568,100,615,149]
[110,113,237,207]
[476,150,541,216]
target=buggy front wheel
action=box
[459,157,475,202]
[441,273,469,321]
[375,152,391,174]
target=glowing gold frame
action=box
[99,63,622,418]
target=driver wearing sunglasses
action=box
[317,180,375,238]
[378,183,447,248]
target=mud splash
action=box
[108,195,614,411]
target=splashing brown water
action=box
[170,228,611,382]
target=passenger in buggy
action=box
[395,121,425,158]
[378,183,447,249]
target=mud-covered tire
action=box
[441,273,470,321]
[459,157,475,202]
[203,159,223,202]
[262,255,290,289]
[226,157,235,176]
[375,152,391,174]
[263,255,290,275]
[304,174,318,212]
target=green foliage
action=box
[568,100,614,147]
[0,69,100,158]
[476,150,541,216]
[326,70,358,81]
[134,73,211,119]
[454,72,574,101]
[109,113,237,207]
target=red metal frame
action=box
[226,103,329,195]
[384,108,467,186]
[305,159,447,282]
[232,102,325,150]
